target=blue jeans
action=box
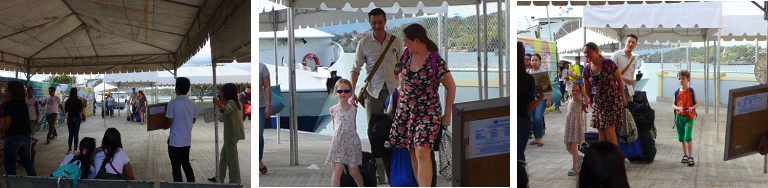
[67,117,81,151]
[259,107,265,161]
[4,135,36,176]
[554,100,561,109]
[530,99,547,139]
[518,117,532,162]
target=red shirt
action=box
[675,88,696,120]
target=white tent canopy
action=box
[584,2,722,44]
[259,0,458,32]
[156,66,251,86]
[0,0,249,75]
[720,15,768,41]
[556,27,619,53]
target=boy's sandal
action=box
[537,143,544,147]
[688,157,694,166]
[681,155,689,163]
[529,141,537,145]
[260,166,268,174]
[567,168,578,176]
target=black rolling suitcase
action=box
[341,152,378,187]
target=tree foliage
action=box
[333,12,505,53]
[642,45,766,64]
[45,75,78,85]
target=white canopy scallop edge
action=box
[583,2,722,29]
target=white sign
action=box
[734,92,768,116]
[468,116,510,159]
[149,106,165,115]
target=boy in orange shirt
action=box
[672,70,699,166]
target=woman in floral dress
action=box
[388,23,456,187]
[583,42,625,146]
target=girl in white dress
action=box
[326,79,364,187]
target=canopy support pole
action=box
[475,1,482,100]
[716,28,721,142]
[705,36,709,114]
[211,38,221,180]
[288,6,299,166]
[483,1,489,99]
[497,1,504,98]
[274,8,281,145]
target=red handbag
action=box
[244,104,251,114]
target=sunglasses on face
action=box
[336,89,351,94]
[525,57,531,61]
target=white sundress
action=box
[325,105,363,166]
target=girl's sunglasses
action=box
[525,57,531,61]
[336,89,351,94]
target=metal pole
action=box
[483,1,489,99]
[288,6,299,166]
[211,36,221,180]
[716,29,721,141]
[687,44,690,71]
[497,1,504,98]
[705,37,709,114]
[273,8,281,144]
[505,0,510,97]
[475,1,482,100]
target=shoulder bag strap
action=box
[362,35,397,85]
[621,56,635,75]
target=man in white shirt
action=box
[164,77,197,182]
[39,86,64,144]
[129,88,138,121]
[348,8,403,183]
[25,86,39,138]
[612,34,639,102]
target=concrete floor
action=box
[258,129,452,187]
[524,102,768,187]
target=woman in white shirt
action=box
[529,53,552,147]
[91,128,135,180]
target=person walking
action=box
[327,79,365,187]
[64,88,84,154]
[528,53,551,147]
[0,81,37,176]
[25,86,39,139]
[612,34,640,102]
[137,91,147,125]
[388,23,456,187]
[40,86,64,144]
[164,77,197,182]
[348,8,403,182]
[583,42,626,146]
[238,86,251,121]
[259,63,272,174]
[209,83,246,183]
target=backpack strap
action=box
[689,88,696,106]
[103,150,121,175]
[401,48,441,80]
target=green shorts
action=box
[675,114,694,142]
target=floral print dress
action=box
[583,58,623,129]
[325,105,362,166]
[388,53,450,150]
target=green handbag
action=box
[270,84,286,115]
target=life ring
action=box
[302,53,320,72]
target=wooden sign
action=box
[451,97,510,187]
[725,84,768,160]
[146,103,169,131]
